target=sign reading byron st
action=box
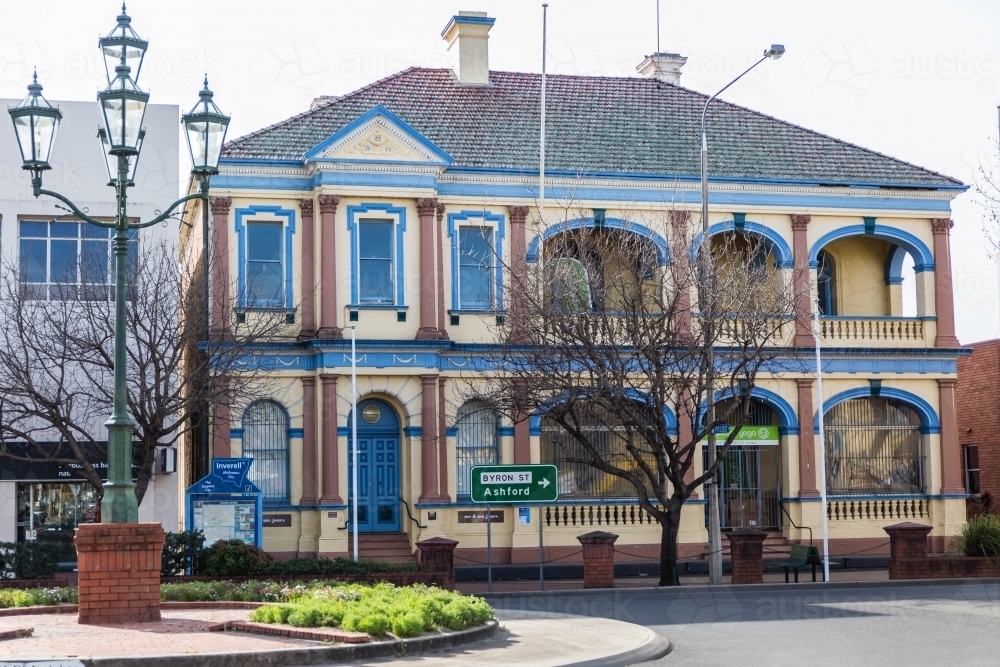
[470,464,559,504]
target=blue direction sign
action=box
[470,464,559,504]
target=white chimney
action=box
[637,52,688,85]
[441,11,495,85]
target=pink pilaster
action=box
[931,218,959,348]
[792,214,814,347]
[317,195,342,339]
[416,198,442,340]
[796,378,819,496]
[436,203,449,339]
[319,374,342,504]
[298,198,316,339]
[209,196,232,338]
[419,375,444,501]
[938,379,964,494]
[438,377,450,500]
[300,376,318,505]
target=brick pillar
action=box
[438,377,450,500]
[436,203,449,339]
[931,218,959,348]
[938,379,964,494]
[792,214,814,347]
[884,522,932,579]
[320,374,342,504]
[317,195,342,339]
[577,531,618,589]
[417,536,458,590]
[419,375,444,502]
[212,377,231,458]
[298,198,316,339]
[75,523,165,624]
[300,376,318,505]
[209,196,232,338]
[416,198,442,340]
[670,210,692,339]
[727,528,767,584]
[797,378,820,497]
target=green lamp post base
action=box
[101,419,138,523]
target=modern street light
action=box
[6,5,230,524]
[699,44,784,586]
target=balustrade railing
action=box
[820,317,924,342]
[826,497,928,521]
[543,503,660,528]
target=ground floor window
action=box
[16,482,99,563]
[964,445,980,495]
[243,400,290,503]
[455,401,499,497]
[824,397,923,494]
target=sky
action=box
[2,0,999,342]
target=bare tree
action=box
[0,238,289,507]
[467,209,802,586]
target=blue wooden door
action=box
[348,400,400,533]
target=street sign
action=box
[717,425,779,446]
[470,464,559,504]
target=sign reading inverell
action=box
[470,464,559,504]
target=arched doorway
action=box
[707,398,781,529]
[347,398,401,533]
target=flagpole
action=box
[812,299,830,581]
[539,3,548,227]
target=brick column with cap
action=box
[577,531,618,589]
[75,523,165,624]
[791,214,814,347]
[931,218,959,348]
[417,536,458,590]
[727,528,768,584]
[884,522,932,579]
[317,195,342,339]
[209,196,232,338]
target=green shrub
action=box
[950,513,1000,558]
[201,540,273,577]
[343,610,390,636]
[0,541,62,579]
[391,611,426,638]
[161,531,207,576]
[0,587,77,609]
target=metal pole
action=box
[539,3,548,226]
[700,52,772,585]
[101,153,138,523]
[200,177,211,481]
[656,0,660,53]
[351,324,359,561]
[813,300,831,582]
[487,503,493,593]
[539,506,544,590]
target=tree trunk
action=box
[658,505,683,586]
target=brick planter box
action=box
[885,521,1000,580]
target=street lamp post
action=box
[6,5,230,524]
[699,44,784,585]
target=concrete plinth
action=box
[74,523,165,625]
[727,528,767,584]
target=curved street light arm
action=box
[34,187,113,228]
[33,181,209,230]
[700,54,768,147]
[129,191,208,229]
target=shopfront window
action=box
[16,482,100,563]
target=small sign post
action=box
[470,464,559,592]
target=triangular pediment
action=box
[305,105,452,166]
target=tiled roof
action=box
[222,68,962,188]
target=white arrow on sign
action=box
[538,478,550,488]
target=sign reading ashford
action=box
[470,464,559,504]
[716,425,780,446]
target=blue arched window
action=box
[242,400,290,503]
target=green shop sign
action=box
[716,425,780,446]
[470,464,559,504]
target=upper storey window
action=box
[245,221,283,306]
[458,226,494,309]
[358,220,395,304]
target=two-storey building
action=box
[181,11,969,563]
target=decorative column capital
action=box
[416,197,439,216]
[508,205,529,224]
[791,214,811,231]
[931,218,954,235]
[436,202,446,221]
[937,378,958,389]
[301,375,316,388]
[318,194,340,214]
[669,209,692,225]
[298,198,314,217]
[796,377,814,389]
[209,196,232,215]
[320,373,339,385]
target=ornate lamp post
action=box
[7,5,230,524]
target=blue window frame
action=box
[358,220,394,303]
[817,250,836,316]
[18,220,136,301]
[458,226,494,309]
[246,221,283,306]
[455,401,499,498]
[242,400,290,504]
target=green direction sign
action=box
[717,425,780,446]
[470,464,559,504]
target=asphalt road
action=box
[488,581,1000,667]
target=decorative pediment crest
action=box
[305,104,452,166]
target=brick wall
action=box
[957,340,1000,511]
[891,556,1000,579]
[75,523,165,625]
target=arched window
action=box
[454,401,499,497]
[817,250,836,315]
[242,400,290,503]
[824,397,923,495]
[540,403,655,500]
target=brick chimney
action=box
[637,52,688,85]
[441,11,495,85]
